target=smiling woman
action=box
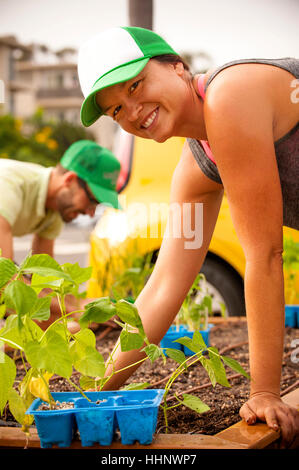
[77,26,299,447]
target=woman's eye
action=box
[113,105,121,118]
[129,81,140,93]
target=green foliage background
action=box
[0,108,95,167]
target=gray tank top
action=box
[187,58,299,230]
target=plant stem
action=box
[0,336,23,350]
[39,310,82,342]
[20,350,28,373]
[160,350,205,432]
[66,378,91,401]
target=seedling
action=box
[0,253,160,433]
[160,331,250,432]
[176,273,215,332]
[111,251,154,302]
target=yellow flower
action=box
[42,126,52,137]
[47,139,58,150]
[35,132,47,143]
[14,118,23,132]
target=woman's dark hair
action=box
[152,54,190,71]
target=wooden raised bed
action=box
[0,388,298,450]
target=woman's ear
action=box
[173,61,185,77]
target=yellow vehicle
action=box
[87,129,299,316]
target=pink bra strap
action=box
[197,74,206,99]
[196,74,216,164]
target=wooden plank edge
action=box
[216,387,299,449]
[0,427,247,449]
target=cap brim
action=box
[80,57,150,127]
[89,181,122,210]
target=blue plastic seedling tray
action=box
[25,392,78,448]
[160,324,212,356]
[285,305,299,328]
[26,389,165,448]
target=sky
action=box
[0,0,298,67]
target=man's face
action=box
[55,176,98,223]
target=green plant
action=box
[110,251,154,302]
[0,253,161,433]
[160,332,250,432]
[0,109,95,168]
[283,237,299,304]
[176,273,217,331]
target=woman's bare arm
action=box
[204,64,299,447]
[102,142,223,389]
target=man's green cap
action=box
[60,140,121,209]
[78,26,177,127]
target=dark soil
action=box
[2,320,298,436]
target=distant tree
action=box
[128,0,153,30]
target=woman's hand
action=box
[240,391,299,448]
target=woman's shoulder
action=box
[202,60,299,140]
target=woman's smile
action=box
[140,107,159,130]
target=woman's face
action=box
[96,60,190,143]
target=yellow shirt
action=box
[0,159,63,239]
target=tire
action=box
[200,256,245,317]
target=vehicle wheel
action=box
[200,256,245,317]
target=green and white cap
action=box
[78,26,177,127]
[60,140,121,209]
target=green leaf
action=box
[115,299,143,329]
[181,393,210,414]
[7,388,34,428]
[0,353,16,414]
[199,356,217,386]
[174,333,205,355]
[19,254,71,281]
[4,281,37,319]
[192,331,207,350]
[0,257,17,288]
[0,303,6,319]
[29,296,51,321]
[24,330,72,378]
[73,328,96,347]
[120,329,144,352]
[165,348,187,369]
[221,355,250,379]
[23,266,72,281]
[0,315,43,350]
[20,253,62,272]
[61,263,92,285]
[208,347,230,387]
[121,382,151,391]
[30,273,64,293]
[142,343,163,363]
[79,297,116,328]
[79,375,101,390]
[69,328,105,377]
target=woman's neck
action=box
[175,73,208,140]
